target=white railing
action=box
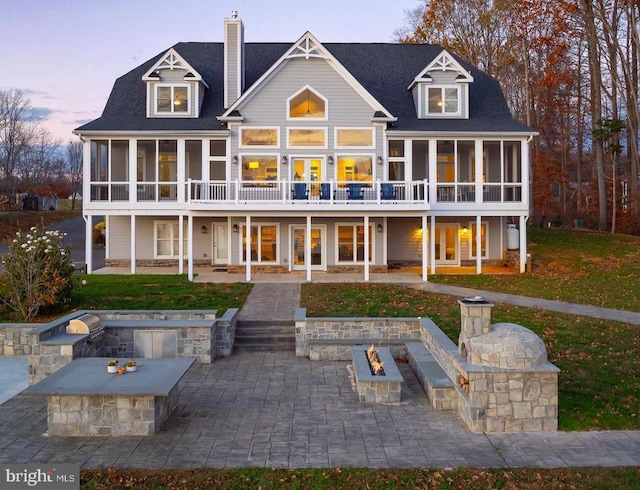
[89,180,522,204]
[188,179,429,204]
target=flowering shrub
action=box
[0,225,76,321]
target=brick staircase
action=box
[233,319,296,352]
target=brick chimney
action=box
[224,10,245,108]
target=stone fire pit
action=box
[352,346,403,404]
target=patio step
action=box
[233,320,295,352]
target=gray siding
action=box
[107,215,131,260]
[225,22,240,106]
[230,57,383,181]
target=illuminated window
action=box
[336,128,374,148]
[241,156,277,183]
[469,222,488,258]
[240,128,278,147]
[427,87,460,115]
[337,224,373,263]
[288,128,327,148]
[241,224,278,263]
[156,85,189,114]
[288,87,326,119]
[337,156,372,183]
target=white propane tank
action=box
[506,224,519,250]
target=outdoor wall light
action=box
[377,156,383,165]
[281,155,288,165]
[201,225,208,234]
[462,226,469,234]
[232,224,239,233]
[232,155,238,164]
[376,223,383,233]
[327,156,334,165]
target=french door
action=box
[291,226,325,271]
[434,224,458,265]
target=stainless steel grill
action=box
[66,313,104,343]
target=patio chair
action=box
[319,183,332,200]
[292,182,308,200]
[380,183,396,200]
[347,183,364,200]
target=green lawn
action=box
[429,227,640,312]
[301,283,640,431]
[0,275,252,322]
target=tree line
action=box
[396,0,640,234]
[0,89,82,210]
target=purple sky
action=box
[1,0,419,142]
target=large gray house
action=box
[75,12,535,281]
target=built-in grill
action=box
[66,313,104,343]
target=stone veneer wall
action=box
[46,385,178,436]
[296,311,559,433]
[26,309,225,385]
[28,312,103,385]
[419,317,558,432]
[99,311,217,364]
[294,309,422,360]
[105,259,210,267]
[505,250,520,269]
[0,324,37,355]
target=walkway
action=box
[236,283,300,323]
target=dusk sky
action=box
[1,0,419,143]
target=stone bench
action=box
[306,338,421,361]
[406,342,457,411]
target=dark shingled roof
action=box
[76,42,533,134]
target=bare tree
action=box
[66,140,83,210]
[0,89,39,197]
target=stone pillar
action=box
[457,297,493,357]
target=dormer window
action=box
[427,87,460,115]
[288,86,327,120]
[156,85,190,114]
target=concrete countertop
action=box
[24,357,196,397]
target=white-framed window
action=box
[337,155,373,183]
[426,86,460,115]
[287,86,327,120]
[155,84,190,114]
[240,223,279,263]
[239,127,279,148]
[335,128,375,149]
[240,155,278,183]
[154,221,188,259]
[336,224,374,263]
[287,128,328,148]
[388,140,405,181]
[469,221,488,259]
[209,139,227,181]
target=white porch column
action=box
[245,215,251,281]
[430,215,436,275]
[421,214,428,282]
[178,215,184,275]
[519,215,527,272]
[306,215,312,282]
[476,215,482,274]
[84,215,92,274]
[130,215,136,274]
[187,215,194,281]
[382,217,388,267]
[177,139,185,203]
[129,139,137,203]
[364,216,370,282]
